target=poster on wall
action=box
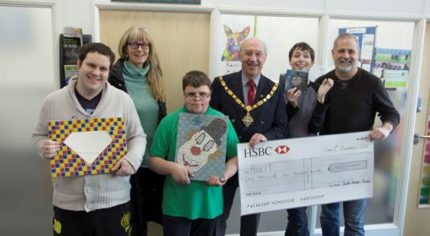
[339,26,376,73]
[219,14,255,75]
[373,48,411,89]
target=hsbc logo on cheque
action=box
[274,145,289,154]
[243,144,289,158]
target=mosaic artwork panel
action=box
[175,113,227,181]
[48,117,127,178]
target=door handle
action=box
[414,133,430,145]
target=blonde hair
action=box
[118,26,166,102]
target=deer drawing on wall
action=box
[221,25,251,61]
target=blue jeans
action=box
[320,199,367,236]
[285,207,309,236]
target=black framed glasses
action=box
[127,42,150,50]
[184,92,211,99]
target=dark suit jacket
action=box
[211,71,288,186]
[211,71,288,144]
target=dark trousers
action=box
[53,202,131,236]
[163,215,218,236]
[215,184,260,236]
[285,207,309,236]
[130,167,164,236]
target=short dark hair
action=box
[288,42,315,62]
[78,42,115,67]
[182,70,212,91]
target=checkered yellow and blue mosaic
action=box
[48,117,127,178]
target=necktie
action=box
[248,80,256,105]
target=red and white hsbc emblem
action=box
[274,145,289,154]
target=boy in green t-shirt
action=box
[149,70,239,236]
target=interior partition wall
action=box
[0,2,56,235]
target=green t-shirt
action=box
[150,106,239,220]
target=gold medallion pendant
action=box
[242,111,254,127]
[219,77,278,127]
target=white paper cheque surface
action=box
[238,131,374,215]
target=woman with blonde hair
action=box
[109,26,166,236]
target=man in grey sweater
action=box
[33,42,146,236]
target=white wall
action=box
[58,0,93,34]
[215,0,428,17]
[19,0,428,79]
[325,0,426,17]
[6,0,426,38]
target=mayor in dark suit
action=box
[210,37,288,236]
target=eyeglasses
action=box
[128,42,150,50]
[185,92,210,99]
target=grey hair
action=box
[239,37,268,56]
[333,33,359,51]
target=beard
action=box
[335,58,357,73]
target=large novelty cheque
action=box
[48,117,127,178]
[175,113,228,181]
[238,131,374,215]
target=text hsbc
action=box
[243,147,272,158]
